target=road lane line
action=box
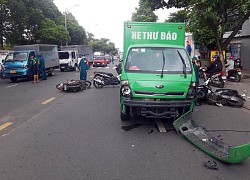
[7,84,18,88]
[41,97,56,105]
[0,122,13,131]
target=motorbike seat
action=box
[95,71,114,77]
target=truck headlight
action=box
[120,85,132,98]
[23,64,28,69]
[187,82,196,99]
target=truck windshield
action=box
[5,52,28,61]
[125,47,192,73]
[59,52,69,59]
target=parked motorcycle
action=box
[196,79,245,107]
[227,68,242,82]
[203,69,225,88]
[92,71,120,88]
[56,79,91,92]
[234,58,242,70]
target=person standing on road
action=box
[38,55,47,80]
[186,41,192,56]
[192,56,200,86]
[30,53,39,83]
[111,55,114,64]
[78,54,89,81]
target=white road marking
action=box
[6,84,18,88]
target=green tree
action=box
[1,0,88,47]
[165,9,187,23]
[0,0,10,49]
[89,38,117,54]
[143,0,250,63]
[37,18,69,45]
[65,13,87,45]
[131,0,158,22]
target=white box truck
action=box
[59,45,94,71]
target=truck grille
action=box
[135,91,185,96]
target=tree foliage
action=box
[89,38,117,55]
[143,0,250,61]
[131,0,158,22]
[165,9,187,23]
[0,0,118,53]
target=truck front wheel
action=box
[10,77,17,82]
[120,106,130,121]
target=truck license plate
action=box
[10,70,16,74]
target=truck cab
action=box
[58,50,78,71]
[120,22,196,121]
[2,50,37,82]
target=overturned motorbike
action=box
[56,79,91,92]
[196,79,245,107]
[92,71,120,88]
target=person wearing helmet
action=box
[225,56,235,76]
[206,55,222,78]
[77,54,89,81]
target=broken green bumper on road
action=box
[173,111,250,163]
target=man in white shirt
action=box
[225,56,235,76]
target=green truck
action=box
[120,21,250,164]
[120,22,196,121]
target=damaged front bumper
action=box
[173,111,250,163]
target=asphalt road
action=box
[0,62,250,180]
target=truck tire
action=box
[48,68,55,76]
[120,112,130,121]
[10,77,17,82]
[60,69,64,72]
[120,107,130,121]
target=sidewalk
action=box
[224,68,250,110]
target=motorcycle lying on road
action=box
[92,71,120,88]
[92,63,122,89]
[202,68,225,88]
[227,68,242,82]
[56,79,91,92]
[196,79,245,107]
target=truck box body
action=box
[62,45,93,62]
[2,44,59,82]
[120,22,196,120]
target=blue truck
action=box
[2,44,59,82]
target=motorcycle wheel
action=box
[196,89,207,100]
[93,75,104,88]
[227,99,244,107]
[85,81,92,88]
[234,74,241,82]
